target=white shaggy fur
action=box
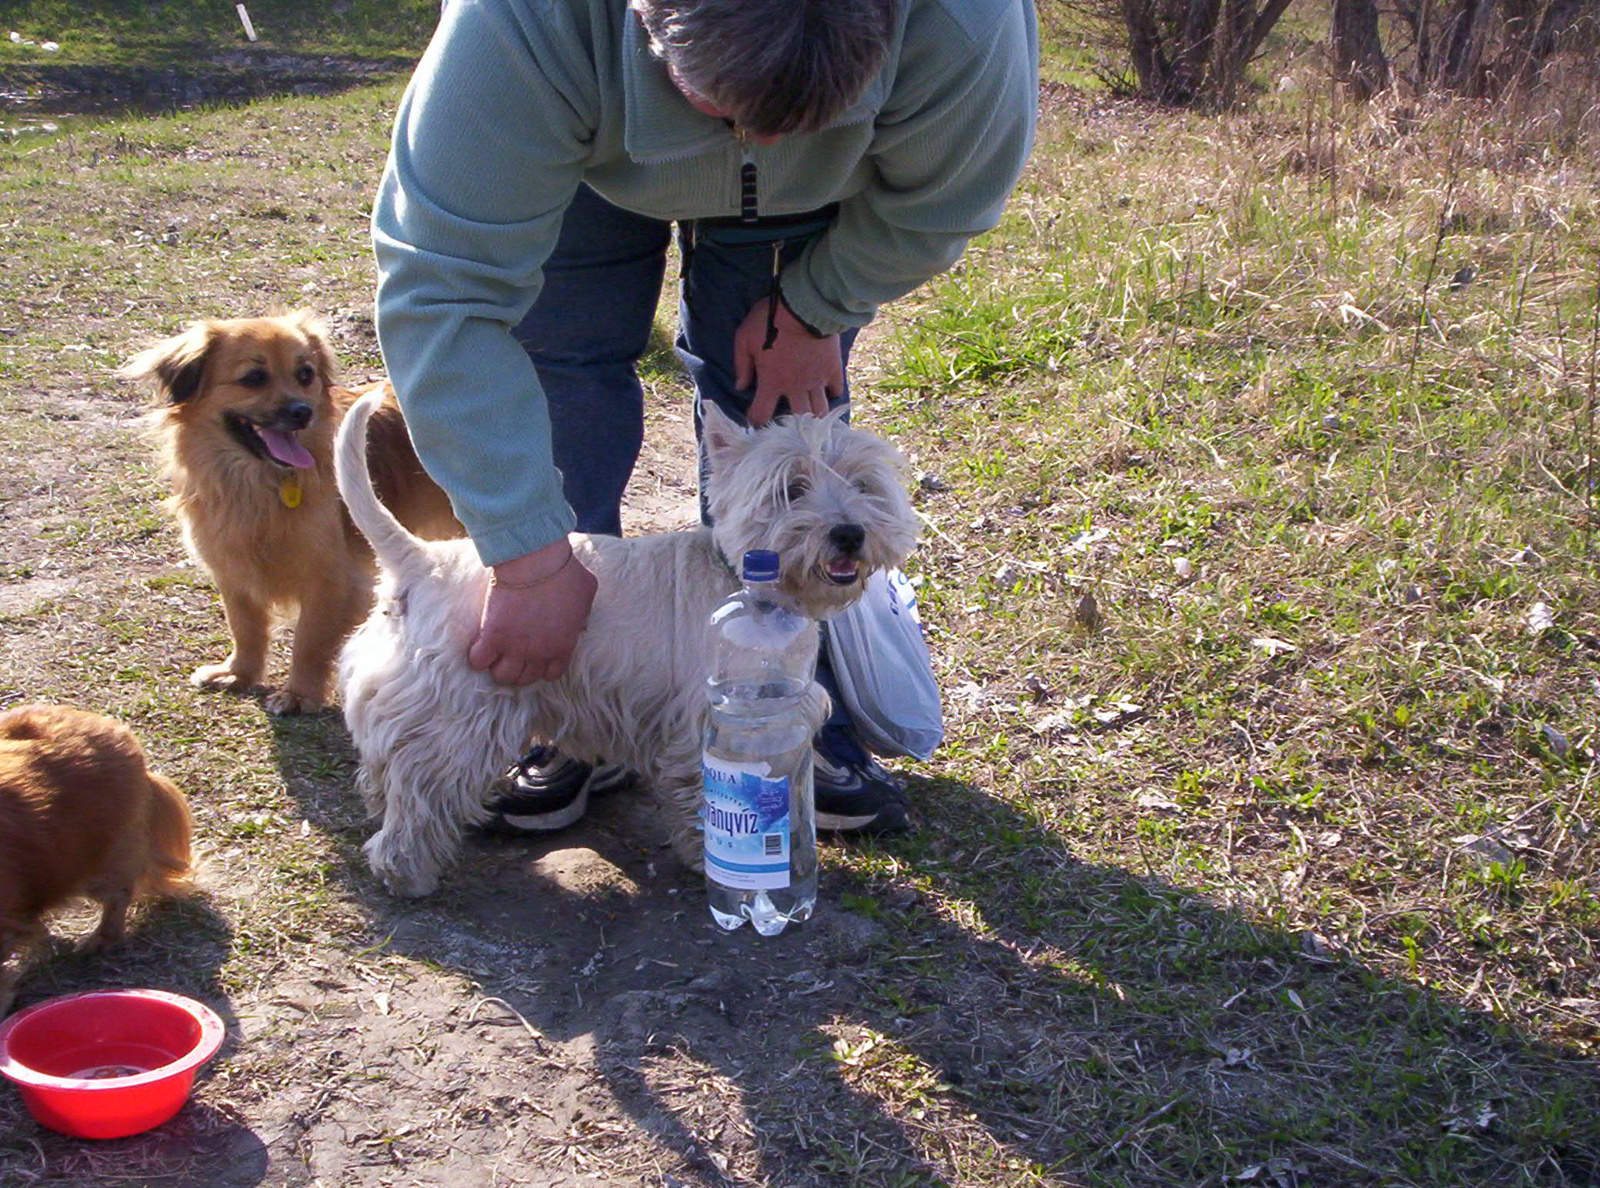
[335,391,919,897]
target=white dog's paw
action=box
[365,836,439,898]
[384,871,439,899]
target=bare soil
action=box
[0,294,935,1187]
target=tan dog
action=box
[0,705,194,1015]
[121,311,461,714]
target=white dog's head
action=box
[703,403,920,619]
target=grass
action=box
[0,1,439,66]
[854,76,1600,1185]
[0,19,1597,1188]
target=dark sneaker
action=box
[484,745,630,834]
[813,730,910,835]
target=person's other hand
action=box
[733,297,843,425]
[467,538,597,684]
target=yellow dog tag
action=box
[279,473,303,509]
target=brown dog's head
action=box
[120,310,339,470]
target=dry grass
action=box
[851,71,1600,1185]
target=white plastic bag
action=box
[825,568,944,760]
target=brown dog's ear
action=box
[118,323,216,406]
[285,308,339,388]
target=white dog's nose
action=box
[829,523,865,554]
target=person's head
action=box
[633,0,896,139]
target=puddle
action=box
[0,105,99,142]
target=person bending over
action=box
[372,0,1038,835]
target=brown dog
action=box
[121,311,461,714]
[0,705,194,1015]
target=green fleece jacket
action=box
[373,0,1038,566]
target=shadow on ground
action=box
[254,714,1600,1187]
[0,895,267,1187]
[0,52,411,120]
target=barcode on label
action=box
[763,833,782,856]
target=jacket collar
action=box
[620,9,889,165]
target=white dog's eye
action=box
[786,477,810,501]
[852,478,873,495]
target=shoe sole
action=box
[494,783,590,833]
[586,765,632,796]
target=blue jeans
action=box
[514,184,864,741]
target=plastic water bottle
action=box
[703,549,819,935]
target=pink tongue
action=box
[259,429,314,469]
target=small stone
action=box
[1074,589,1102,631]
[1542,724,1570,758]
[1454,834,1515,866]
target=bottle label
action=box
[702,754,791,890]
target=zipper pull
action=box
[737,130,758,224]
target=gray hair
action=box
[634,0,896,137]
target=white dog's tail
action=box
[335,387,432,577]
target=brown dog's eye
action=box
[239,368,268,388]
[295,364,316,386]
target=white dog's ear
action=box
[702,402,752,474]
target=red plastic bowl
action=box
[0,990,225,1139]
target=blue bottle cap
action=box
[741,549,780,581]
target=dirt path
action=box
[2,361,934,1188]
[198,398,916,1188]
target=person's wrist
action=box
[492,540,574,590]
[776,288,827,339]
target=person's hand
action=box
[733,297,844,425]
[467,538,597,684]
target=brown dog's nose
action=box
[281,401,313,429]
[829,523,865,555]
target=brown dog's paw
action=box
[79,930,123,955]
[191,664,259,693]
[264,688,324,716]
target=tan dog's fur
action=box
[121,311,461,714]
[0,705,194,1015]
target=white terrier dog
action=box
[334,389,919,897]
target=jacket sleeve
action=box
[778,0,1039,337]
[372,0,595,566]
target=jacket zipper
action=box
[737,131,783,349]
[737,131,759,223]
